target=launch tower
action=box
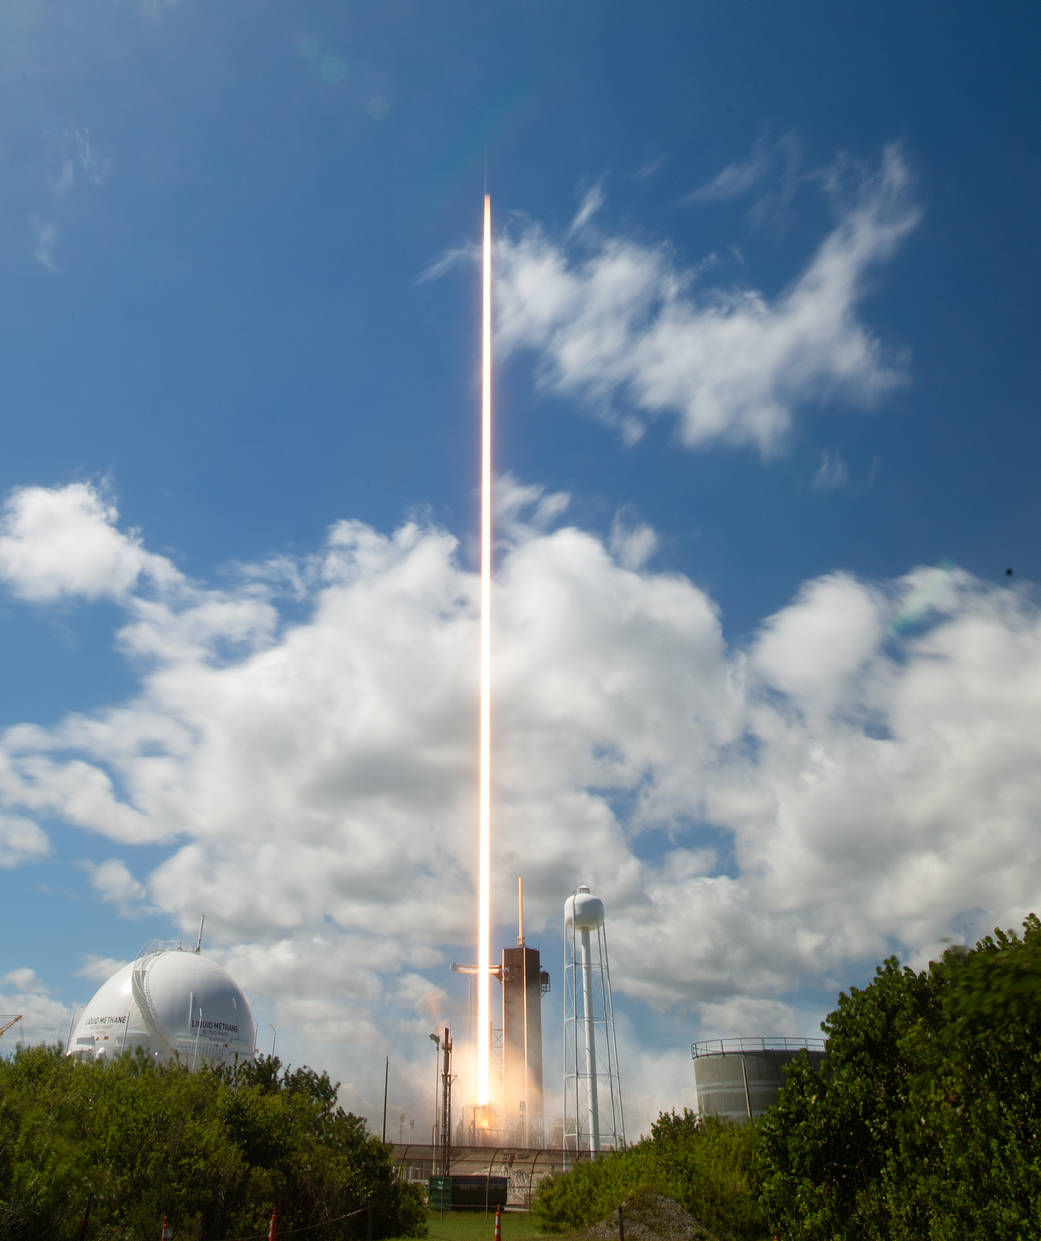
[500,879,549,1145]
[452,878,549,1146]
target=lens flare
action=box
[889,558,955,634]
[477,193,492,1107]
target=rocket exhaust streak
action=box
[477,193,492,1107]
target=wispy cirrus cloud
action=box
[30,217,59,272]
[30,129,112,272]
[569,181,605,235]
[494,144,920,456]
[140,0,181,18]
[50,129,112,197]
[812,449,851,492]
[687,134,777,203]
[686,129,806,228]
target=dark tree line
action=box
[0,1048,425,1241]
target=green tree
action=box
[758,914,1041,1240]
[0,1047,426,1240]
[534,1110,766,1239]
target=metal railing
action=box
[691,1035,826,1059]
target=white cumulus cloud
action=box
[83,857,153,916]
[1,482,1038,1133]
[0,483,181,603]
[0,813,50,867]
[0,970,74,1049]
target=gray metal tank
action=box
[691,1037,826,1122]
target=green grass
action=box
[398,1208,552,1241]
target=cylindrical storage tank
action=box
[564,884,604,931]
[691,1038,826,1123]
[67,947,256,1068]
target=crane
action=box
[0,1015,23,1038]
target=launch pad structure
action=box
[500,941,549,1146]
[453,879,550,1147]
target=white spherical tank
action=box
[564,884,605,931]
[67,947,256,1068]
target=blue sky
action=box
[0,0,1039,1136]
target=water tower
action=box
[563,885,624,1157]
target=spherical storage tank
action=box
[68,946,256,1068]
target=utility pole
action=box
[381,1056,389,1143]
[439,1026,453,1179]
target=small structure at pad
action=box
[428,1174,508,1212]
[394,1144,590,1210]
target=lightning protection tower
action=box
[563,885,625,1158]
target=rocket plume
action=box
[477,193,492,1106]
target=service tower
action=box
[501,878,549,1145]
[453,877,549,1145]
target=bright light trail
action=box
[477,193,492,1106]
